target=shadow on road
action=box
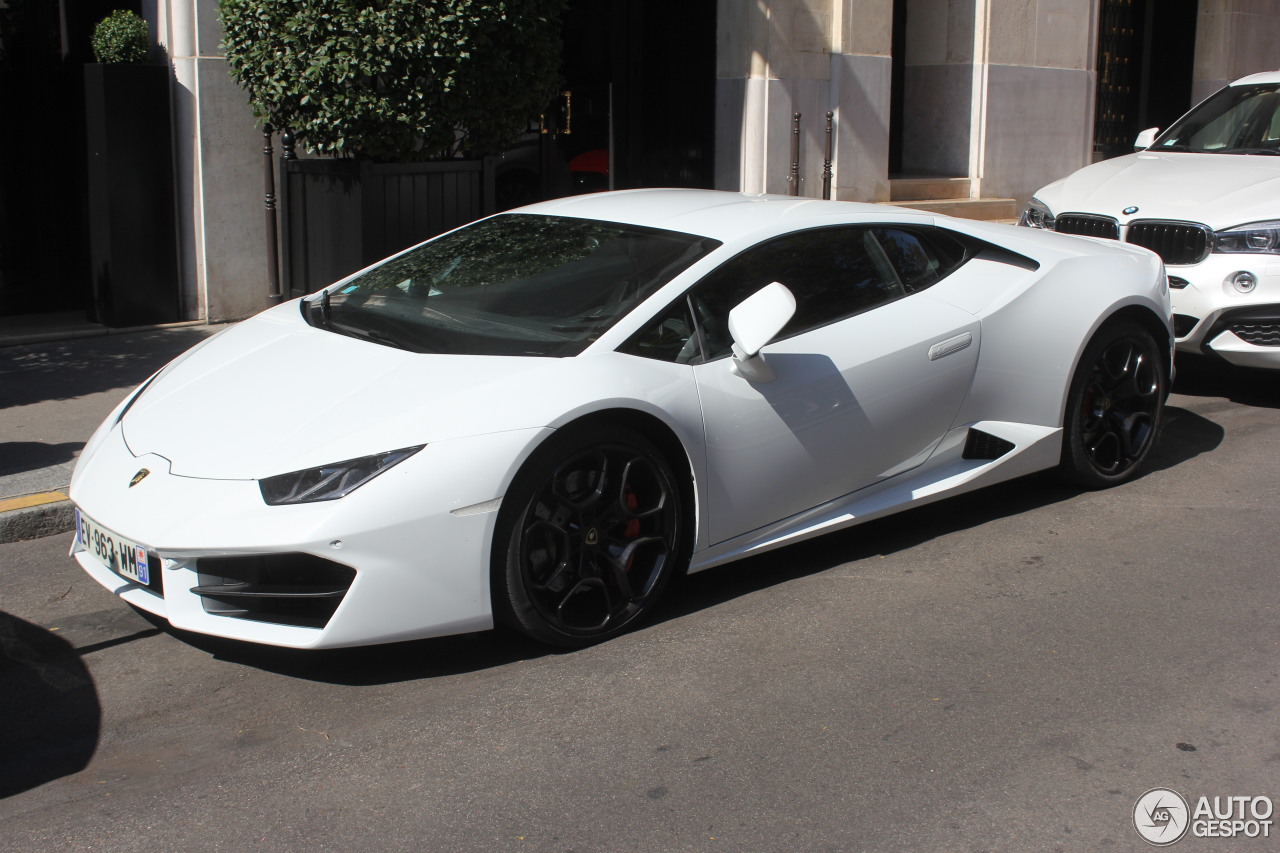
[0,612,101,799]
[115,404,1228,686]
[1173,354,1280,409]
[0,441,83,477]
[135,611,552,687]
[0,328,219,410]
[1146,404,1226,473]
[662,403,1225,627]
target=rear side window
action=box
[620,225,971,363]
[872,227,968,293]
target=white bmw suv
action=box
[1022,70,1280,369]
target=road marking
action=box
[0,492,69,512]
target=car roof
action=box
[513,189,918,241]
[1230,69,1280,86]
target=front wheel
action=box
[1060,322,1167,488]
[493,425,689,647]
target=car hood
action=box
[1036,151,1280,230]
[121,305,589,480]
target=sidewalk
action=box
[0,318,224,544]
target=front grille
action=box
[1172,314,1200,338]
[193,553,356,628]
[1126,221,1212,265]
[1055,214,1120,239]
[1228,320,1280,347]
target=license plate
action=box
[76,509,150,585]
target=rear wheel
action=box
[493,425,688,647]
[1060,322,1166,487]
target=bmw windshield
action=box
[304,213,720,356]
[1152,83,1280,155]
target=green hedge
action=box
[92,9,150,64]
[219,0,566,161]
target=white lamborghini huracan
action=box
[70,189,1172,649]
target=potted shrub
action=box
[219,0,567,295]
[84,9,180,326]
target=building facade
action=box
[1,0,1279,326]
[717,0,1280,208]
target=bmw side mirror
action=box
[1133,127,1159,150]
[727,281,796,382]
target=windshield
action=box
[1153,83,1280,155]
[303,214,720,356]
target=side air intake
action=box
[963,428,1016,461]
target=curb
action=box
[0,319,211,349]
[0,493,76,545]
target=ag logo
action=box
[129,468,151,488]
[1123,205,1140,215]
[1134,788,1190,845]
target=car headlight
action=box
[1213,220,1280,254]
[1019,198,1055,230]
[259,446,424,506]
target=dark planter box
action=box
[84,63,180,327]
[281,158,495,298]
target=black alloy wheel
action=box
[1061,322,1166,487]
[495,425,687,647]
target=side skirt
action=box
[687,421,1061,573]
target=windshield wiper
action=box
[303,290,333,330]
[327,318,435,353]
[1216,147,1280,155]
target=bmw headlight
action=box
[1018,198,1056,230]
[1213,220,1280,254]
[259,446,424,506]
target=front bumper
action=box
[1165,254,1280,368]
[69,423,549,648]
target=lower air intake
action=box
[1172,314,1200,338]
[1228,319,1280,347]
[193,553,356,628]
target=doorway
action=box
[497,0,716,209]
[888,0,975,180]
[1093,0,1198,160]
[0,0,120,318]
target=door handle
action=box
[929,331,973,361]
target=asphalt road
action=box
[1,357,1277,852]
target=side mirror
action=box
[727,281,796,382]
[1133,127,1159,150]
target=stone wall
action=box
[980,0,1097,204]
[715,0,1103,207]
[1194,0,1280,102]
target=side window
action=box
[620,225,969,364]
[689,227,907,361]
[620,297,702,363]
[871,227,968,293]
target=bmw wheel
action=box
[494,425,688,647]
[1060,322,1167,488]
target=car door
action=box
[685,226,981,544]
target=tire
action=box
[1060,322,1166,488]
[492,424,689,647]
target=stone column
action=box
[155,0,271,322]
[980,0,1098,205]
